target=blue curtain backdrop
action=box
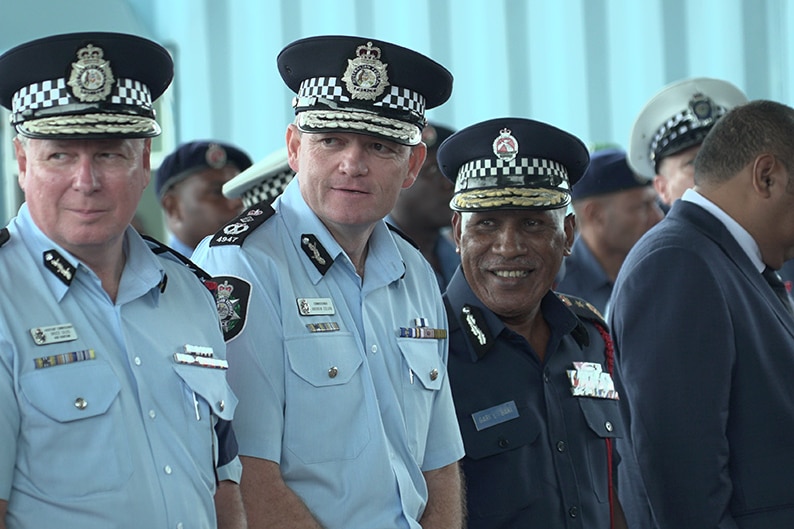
[1,0,792,227]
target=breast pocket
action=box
[284,333,370,464]
[578,397,623,503]
[19,361,132,499]
[461,408,544,518]
[397,338,444,457]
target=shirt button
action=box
[429,368,439,381]
[164,465,172,475]
[328,366,338,378]
[149,410,156,419]
[74,397,88,410]
[605,421,613,432]
[543,369,551,383]
[556,441,567,452]
[569,506,578,518]
[176,524,183,529]
[371,344,378,353]
[134,357,141,366]
[497,438,510,448]
[218,400,225,412]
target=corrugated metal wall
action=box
[2,0,793,226]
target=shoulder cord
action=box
[594,322,616,529]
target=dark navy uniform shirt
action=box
[444,267,622,529]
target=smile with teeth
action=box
[493,270,529,278]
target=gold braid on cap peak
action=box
[453,187,568,209]
[298,109,422,145]
[20,113,159,136]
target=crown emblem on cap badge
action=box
[206,143,228,169]
[493,128,519,162]
[342,41,389,101]
[67,44,115,103]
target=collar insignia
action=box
[43,249,75,286]
[68,44,115,103]
[301,233,334,275]
[342,41,389,101]
[461,304,493,358]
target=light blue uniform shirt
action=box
[0,204,241,529]
[193,178,464,529]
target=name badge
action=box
[297,297,335,316]
[30,324,78,345]
[472,400,519,431]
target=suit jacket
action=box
[609,199,794,529]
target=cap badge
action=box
[493,128,519,162]
[206,143,228,169]
[342,41,389,101]
[67,44,115,103]
[689,93,715,121]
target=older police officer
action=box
[439,118,627,529]
[0,33,243,529]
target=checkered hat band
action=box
[12,77,153,121]
[650,105,727,161]
[298,109,422,145]
[455,157,569,193]
[297,77,425,115]
[241,170,295,208]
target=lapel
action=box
[672,201,794,334]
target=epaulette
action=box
[556,292,606,327]
[142,235,213,285]
[0,227,9,248]
[385,221,419,249]
[210,202,275,247]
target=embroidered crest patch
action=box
[208,276,251,341]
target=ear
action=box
[141,138,152,188]
[451,211,463,249]
[402,142,427,189]
[161,192,182,221]
[286,124,302,173]
[563,213,576,256]
[750,153,778,198]
[14,138,27,190]
[653,174,668,205]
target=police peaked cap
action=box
[0,32,173,139]
[628,77,747,180]
[438,117,589,211]
[277,35,453,146]
[571,148,648,201]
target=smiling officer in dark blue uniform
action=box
[438,118,627,529]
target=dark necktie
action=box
[762,266,794,315]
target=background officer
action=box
[0,32,243,528]
[438,117,627,529]
[627,77,747,209]
[388,122,459,289]
[557,148,663,314]
[193,35,464,529]
[157,140,252,256]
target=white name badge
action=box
[297,297,336,316]
[30,324,78,345]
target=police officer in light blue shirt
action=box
[0,32,244,529]
[193,35,465,529]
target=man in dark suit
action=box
[611,99,794,528]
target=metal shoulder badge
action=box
[342,41,389,101]
[68,44,114,102]
[210,205,274,247]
